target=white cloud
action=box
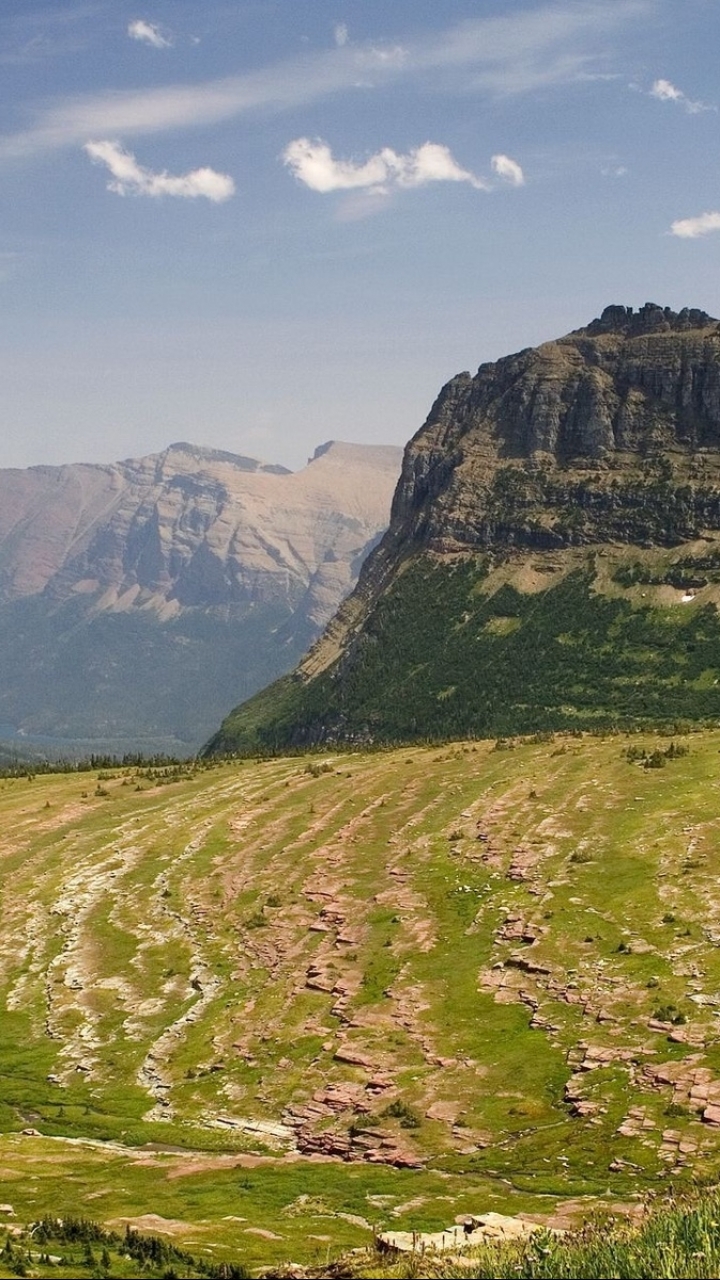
[0,2,650,161]
[84,140,235,201]
[282,139,388,192]
[670,211,720,239]
[491,153,525,186]
[400,142,488,189]
[334,189,394,221]
[650,77,713,114]
[651,77,682,103]
[334,23,349,48]
[128,20,172,49]
[282,138,490,194]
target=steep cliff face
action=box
[0,441,401,754]
[207,306,720,753]
[390,303,720,553]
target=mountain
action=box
[207,303,720,752]
[0,440,402,755]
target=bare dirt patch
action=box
[109,1214,202,1236]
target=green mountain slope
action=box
[205,548,720,752]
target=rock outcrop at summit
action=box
[0,440,401,753]
[206,305,720,753]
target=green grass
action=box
[3,739,720,1266]
[355,1190,720,1278]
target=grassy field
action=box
[3,735,720,1271]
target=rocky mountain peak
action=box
[143,441,292,476]
[308,440,403,469]
[581,302,718,337]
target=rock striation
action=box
[0,440,401,753]
[389,302,720,554]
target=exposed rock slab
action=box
[377,1212,545,1254]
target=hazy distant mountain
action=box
[0,440,402,755]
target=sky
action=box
[2,0,720,473]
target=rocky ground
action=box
[2,733,720,1268]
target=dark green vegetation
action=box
[0,1218,247,1279]
[4,736,720,1268]
[207,550,720,752]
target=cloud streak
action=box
[0,2,649,161]
[84,140,235,201]
[650,77,713,114]
[670,211,720,239]
[128,20,172,49]
[283,139,491,193]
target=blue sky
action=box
[2,0,720,471]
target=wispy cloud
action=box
[283,138,490,194]
[650,78,713,114]
[84,140,234,201]
[333,23,349,48]
[403,1,650,94]
[670,211,720,239]
[0,2,650,161]
[363,44,408,70]
[128,20,172,50]
[491,154,525,186]
[0,1,103,65]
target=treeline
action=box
[0,753,230,782]
[2,1216,248,1278]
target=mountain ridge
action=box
[0,439,401,753]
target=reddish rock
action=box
[334,1045,375,1069]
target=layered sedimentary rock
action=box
[389,302,720,553]
[0,440,401,753]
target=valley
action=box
[3,731,720,1270]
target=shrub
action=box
[382,1099,421,1129]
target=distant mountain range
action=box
[0,440,402,755]
[207,303,720,752]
